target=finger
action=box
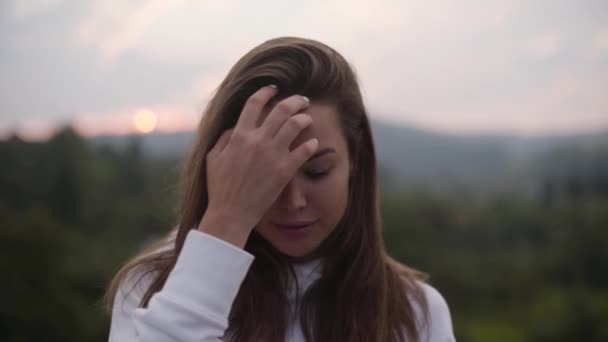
[286,138,319,173]
[209,128,233,155]
[234,85,278,133]
[274,113,312,147]
[262,95,310,138]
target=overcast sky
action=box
[1,0,607,139]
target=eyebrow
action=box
[307,147,336,161]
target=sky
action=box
[1,0,607,140]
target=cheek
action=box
[309,171,349,222]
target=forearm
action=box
[109,230,254,341]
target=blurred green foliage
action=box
[1,126,607,341]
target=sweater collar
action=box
[287,258,323,303]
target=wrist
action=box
[198,211,253,249]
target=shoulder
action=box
[108,232,176,341]
[108,266,158,341]
[111,259,162,315]
[413,281,456,342]
[112,229,177,312]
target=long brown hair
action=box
[105,37,429,341]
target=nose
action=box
[277,178,307,211]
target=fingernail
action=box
[302,96,310,104]
[269,84,278,89]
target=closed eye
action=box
[304,169,330,179]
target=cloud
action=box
[402,70,608,135]
[6,0,64,20]
[75,0,179,63]
[591,28,608,58]
[524,32,563,59]
[2,0,608,138]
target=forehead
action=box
[262,101,347,153]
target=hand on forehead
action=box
[257,97,316,150]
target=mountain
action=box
[88,119,608,195]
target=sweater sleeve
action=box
[417,283,456,342]
[108,229,254,342]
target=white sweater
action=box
[109,230,456,341]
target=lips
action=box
[271,219,319,230]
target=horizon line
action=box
[2,119,607,143]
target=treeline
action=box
[0,127,178,341]
[0,126,607,341]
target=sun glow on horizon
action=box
[134,109,157,134]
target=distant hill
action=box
[370,121,606,194]
[88,119,608,196]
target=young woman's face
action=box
[256,102,351,260]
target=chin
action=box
[277,244,318,259]
[255,225,324,260]
[266,237,320,259]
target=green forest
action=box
[1,126,607,341]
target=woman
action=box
[106,37,455,342]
